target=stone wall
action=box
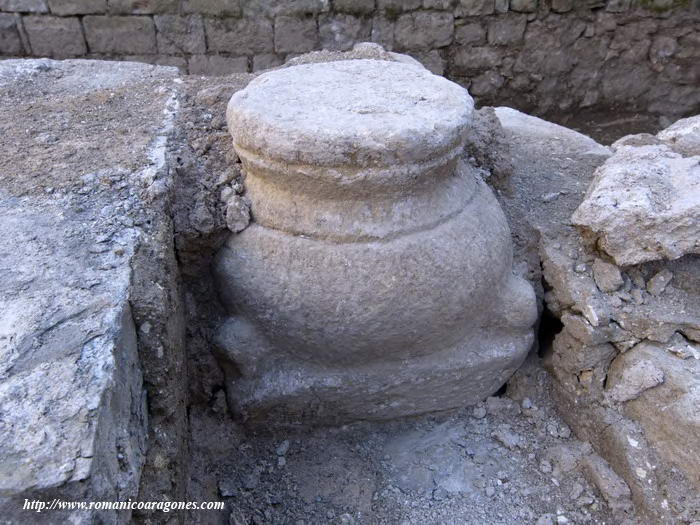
[0,1,698,122]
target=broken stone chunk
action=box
[606,358,664,403]
[592,258,624,293]
[667,332,700,360]
[225,194,251,233]
[572,137,700,266]
[647,268,673,296]
[581,454,633,515]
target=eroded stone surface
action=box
[215,58,537,424]
[0,59,182,524]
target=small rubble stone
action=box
[275,440,290,456]
[569,481,584,500]
[473,405,487,419]
[647,269,673,296]
[592,258,623,293]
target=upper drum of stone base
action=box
[226,59,474,168]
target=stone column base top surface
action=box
[215,58,537,424]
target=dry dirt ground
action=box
[186,356,620,525]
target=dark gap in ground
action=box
[537,303,563,360]
[493,382,508,397]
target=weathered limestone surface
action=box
[496,107,700,522]
[0,59,184,524]
[572,115,700,266]
[214,58,537,424]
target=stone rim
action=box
[227,59,474,169]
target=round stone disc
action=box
[227,59,473,168]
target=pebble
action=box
[433,487,448,501]
[569,482,584,500]
[218,479,237,497]
[472,405,487,419]
[521,397,533,409]
[485,486,496,497]
[558,424,572,439]
[539,460,553,473]
[276,440,290,456]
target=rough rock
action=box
[592,258,624,293]
[611,342,700,496]
[647,268,673,296]
[0,59,181,524]
[572,122,700,266]
[215,58,537,424]
[492,105,700,522]
[657,114,700,157]
[581,454,634,515]
[606,358,664,403]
